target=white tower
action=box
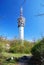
[18,7,25,40]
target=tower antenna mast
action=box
[20,0,26,17]
[21,0,26,7]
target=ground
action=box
[0,52,31,65]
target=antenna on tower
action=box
[20,0,26,9]
[20,0,26,17]
[21,0,26,7]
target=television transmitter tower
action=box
[18,0,25,40]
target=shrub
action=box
[0,44,3,52]
[31,38,44,64]
[9,40,34,53]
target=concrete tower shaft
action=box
[18,7,25,40]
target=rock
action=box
[6,57,18,62]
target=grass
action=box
[2,52,31,58]
[0,52,32,65]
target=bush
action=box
[0,44,3,52]
[9,40,34,53]
[31,38,44,64]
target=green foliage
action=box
[0,36,10,52]
[31,38,44,63]
[9,40,34,53]
[0,44,3,52]
[0,36,34,54]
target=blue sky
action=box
[0,0,44,40]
